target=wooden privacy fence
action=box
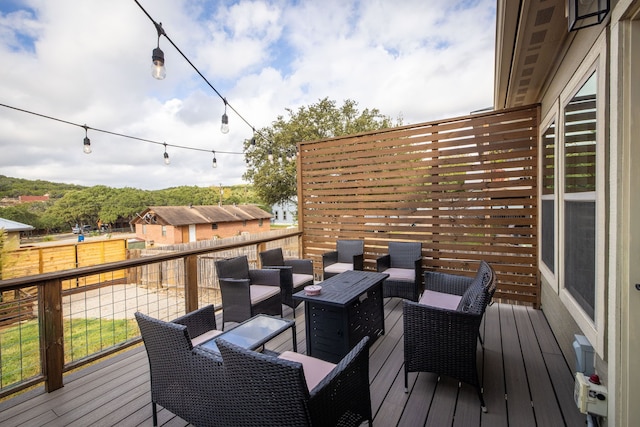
[298,104,540,306]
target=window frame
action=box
[556,34,607,354]
[539,109,559,290]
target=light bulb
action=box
[268,149,274,163]
[83,136,92,154]
[151,47,166,80]
[163,151,170,165]
[212,156,218,168]
[221,113,229,134]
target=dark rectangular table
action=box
[293,270,388,363]
[197,314,296,356]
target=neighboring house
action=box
[18,195,49,203]
[0,217,34,245]
[271,200,297,225]
[130,205,272,245]
[495,1,639,424]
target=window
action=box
[541,122,556,273]
[243,220,247,227]
[142,224,147,235]
[563,71,597,320]
[161,225,167,237]
[259,219,263,227]
[211,223,218,230]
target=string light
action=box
[221,99,229,134]
[134,0,275,149]
[0,103,244,164]
[151,22,166,80]
[212,150,218,168]
[82,125,92,154]
[163,143,170,165]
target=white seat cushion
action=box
[384,267,415,281]
[292,273,313,287]
[324,262,353,274]
[279,351,336,391]
[191,329,223,346]
[419,289,462,311]
[250,285,280,304]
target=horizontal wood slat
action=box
[298,105,540,306]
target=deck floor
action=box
[0,299,585,426]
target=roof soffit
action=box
[495,0,569,109]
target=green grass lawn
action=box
[1,318,138,388]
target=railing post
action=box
[256,242,267,267]
[39,279,64,392]
[184,254,199,313]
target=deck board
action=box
[0,301,584,426]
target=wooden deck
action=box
[0,299,584,426]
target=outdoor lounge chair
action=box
[216,335,372,427]
[259,247,314,316]
[376,241,423,301]
[215,255,282,329]
[135,308,227,427]
[403,261,496,412]
[321,239,364,279]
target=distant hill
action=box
[0,175,86,199]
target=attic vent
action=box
[530,30,547,45]
[535,6,555,26]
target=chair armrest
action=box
[322,251,338,267]
[403,300,482,350]
[284,259,313,275]
[308,336,371,425]
[376,254,391,272]
[249,268,281,286]
[424,271,474,296]
[172,304,218,338]
[353,253,364,271]
[219,278,251,300]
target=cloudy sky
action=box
[0,0,496,191]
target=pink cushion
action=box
[419,289,462,311]
[191,329,223,346]
[384,267,415,281]
[292,273,313,287]
[278,351,336,391]
[324,262,353,274]
[250,285,280,304]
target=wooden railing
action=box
[0,230,302,398]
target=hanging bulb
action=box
[220,113,229,134]
[250,128,256,146]
[212,151,218,168]
[82,125,92,154]
[163,144,170,165]
[83,136,92,154]
[220,99,230,134]
[151,48,166,80]
[151,22,166,80]
[268,148,274,163]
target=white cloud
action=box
[0,0,496,190]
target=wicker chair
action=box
[216,336,372,427]
[376,241,423,301]
[403,261,496,413]
[259,247,314,316]
[215,255,282,329]
[135,308,227,427]
[322,239,364,280]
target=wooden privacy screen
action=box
[298,105,540,306]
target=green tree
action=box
[243,98,399,206]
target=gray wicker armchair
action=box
[259,247,313,316]
[216,335,372,427]
[135,308,227,427]
[215,255,282,329]
[376,241,423,301]
[403,261,496,412]
[322,239,364,279]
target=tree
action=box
[243,98,399,206]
